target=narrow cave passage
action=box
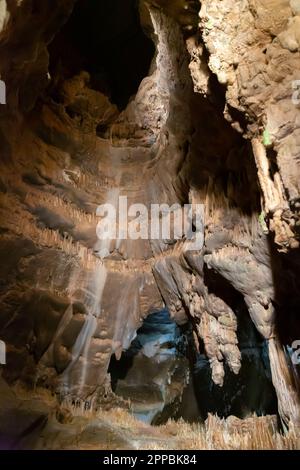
[48,0,155,109]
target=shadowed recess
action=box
[48,0,156,109]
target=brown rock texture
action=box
[0,0,300,434]
[199,0,300,250]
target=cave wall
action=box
[0,0,300,427]
[0,1,194,401]
[199,0,300,250]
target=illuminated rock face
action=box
[199,0,300,251]
[0,0,299,428]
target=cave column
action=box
[251,138,295,248]
[248,301,300,429]
[268,336,300,430]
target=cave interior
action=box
[0,0,300,451]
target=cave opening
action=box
[48,0,156,109]
[108,309,189,425]
[109,297,278,425]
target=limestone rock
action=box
[0,0,300,434]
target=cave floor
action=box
[0,377,299,450]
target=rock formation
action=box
[0,0,300,445]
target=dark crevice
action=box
[194,266,278,419]
[267,147,280,182]
[48,0,155,109]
